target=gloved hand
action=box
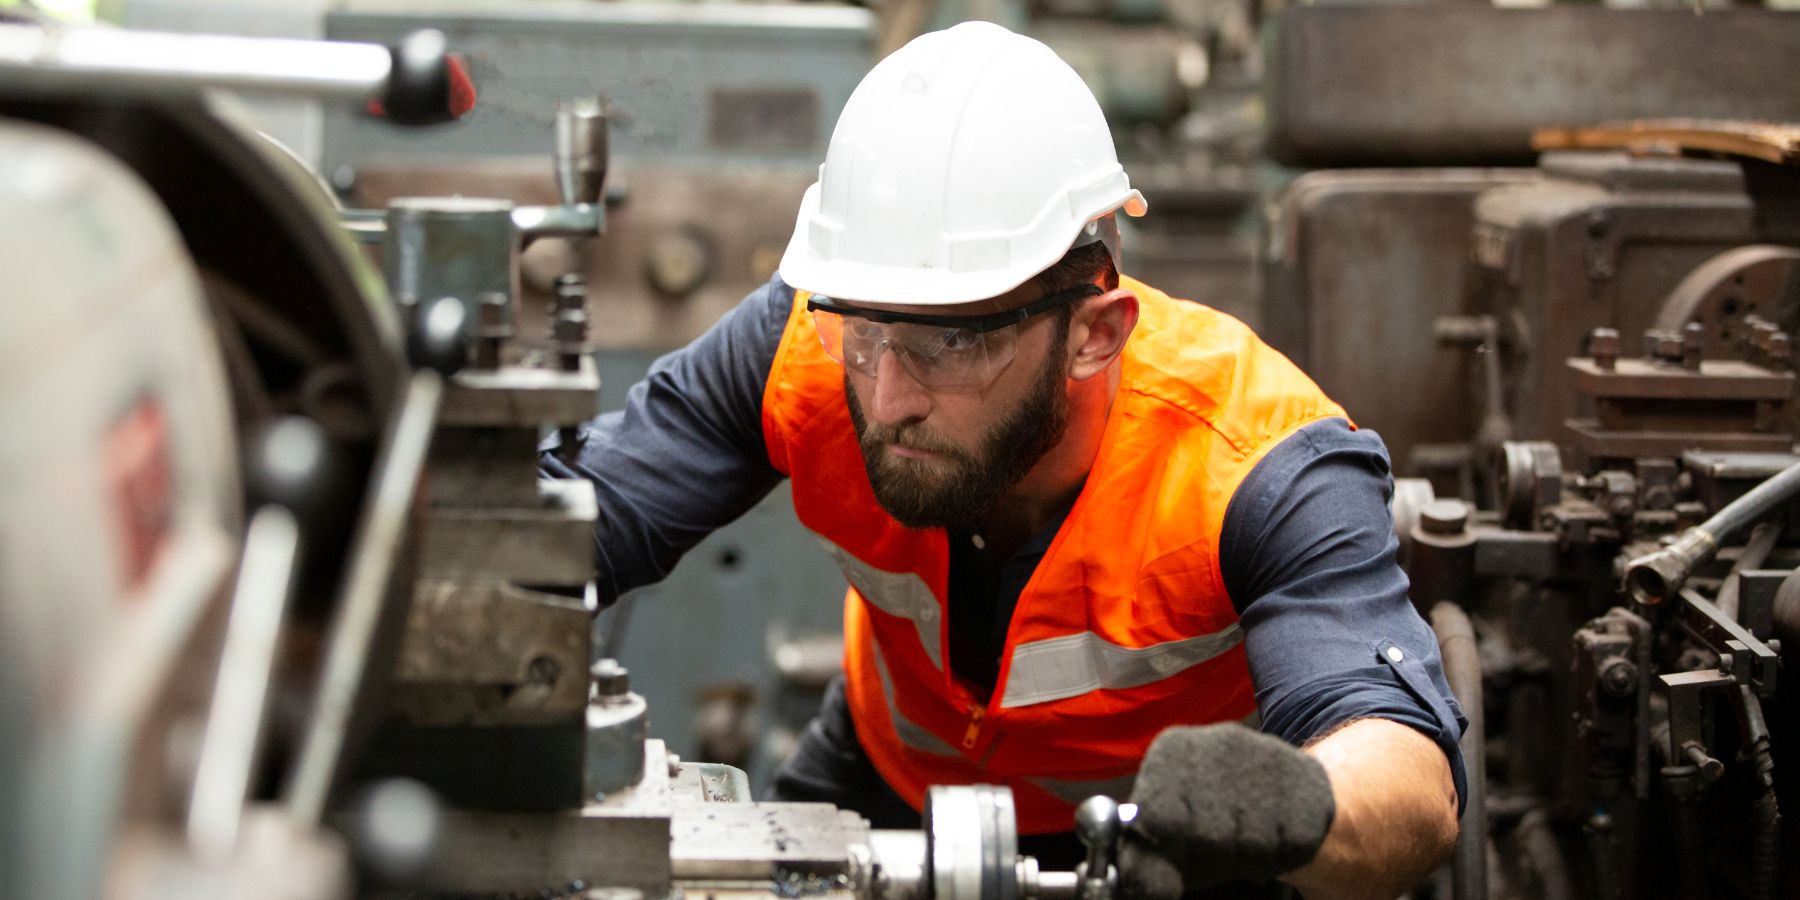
[1118,723,1336,898]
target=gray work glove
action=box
[1118,724,1336,898]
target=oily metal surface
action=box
[389,580,591,726]
[669,803,871,879]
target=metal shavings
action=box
[768,869,853,898]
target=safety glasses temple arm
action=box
[805,284,1103,332]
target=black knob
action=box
[382,29,471,126]
[243,416,351,535]
[407,296,469,376]
[346,778,444,886]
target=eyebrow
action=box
[806,284,1104,333]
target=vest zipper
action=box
[961,705,985,750]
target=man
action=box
[543,22,1463,899]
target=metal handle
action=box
[186,506,303,860]
[0,23,463,125]
[0,23,387,98]
[1073,796,1126,900]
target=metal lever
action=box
[187,418,349,859]
[515,101,609,240]
[555,101,608,207]
[0,24,462,124]
[1074,796,1129,900]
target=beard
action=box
[845,337,1072,532]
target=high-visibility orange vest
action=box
[761,276,1349,834]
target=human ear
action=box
[1068,288,1138,381]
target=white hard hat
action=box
[779,21,1147,306]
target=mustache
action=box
[860,423,971,461]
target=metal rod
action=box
[1431,602,1487,900]
[1517,809,1574,900]
[1033,871,1080,900]
[512,203,604,239]
[0,24,391,99]
[186,507,302,860]
[285,371,442,827]
[1716,521,1779,621]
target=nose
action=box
[866,342,932,427]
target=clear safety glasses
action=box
[807,284,1103,389]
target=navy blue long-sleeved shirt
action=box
[541,274,1467,807]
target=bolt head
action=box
[591,658,630,696]
[1420,499,1471,535]
[1599,659,1637,697]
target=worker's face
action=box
[841,286,1075,531]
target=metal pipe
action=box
[1717,521,1780,621]
[0,24,390,99]
[1771,568,1800,652]
[1430,602,1486,900]
[1516,809,1573,900]
[1625,459,1800,604]
[285,372,442,827]
[1658,764,1711,900]
[186,506,302,860]
[1585,807,1621,900]
[1734,685,1781,900]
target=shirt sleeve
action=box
[538,274,794,604]
[1218,417,1469,811]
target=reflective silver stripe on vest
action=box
[818,539,943,670]
[999,624,1245,708]
[871,640,960,757]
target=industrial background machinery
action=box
[6,3,1800,899]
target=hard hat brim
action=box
[778,182,1147,306]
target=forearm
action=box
[1280,718,1459,900]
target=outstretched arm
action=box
[1284,717,1458,900]
[1119,716,1454,900]
[1219,417,1466,893]
[539,275,793,603]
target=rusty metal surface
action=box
[1472,152,1769,452]
[390,580,591,726]
[1569,358,1796,401]
[1564,357,1797,462]
[1535,120,1800,167]
[1265,168,1536,473]
[1267,6,1800,167]
[1652,245,1800,345]
[421,477,598,584]
[419,740,678,893]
